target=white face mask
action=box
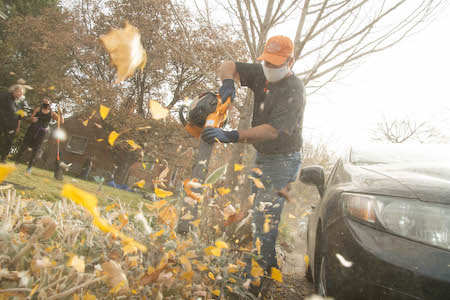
[262,63,291,82]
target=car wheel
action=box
[318,255,328,297]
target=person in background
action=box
[15,97,63,173]
[79,156,94,180]
[0,80,32,163]
[201,36,306,296]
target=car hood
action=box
[360,163,450,204]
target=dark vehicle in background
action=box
[300,144,450,300]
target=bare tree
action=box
[371,115,448,143]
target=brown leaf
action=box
[102,261,130,295]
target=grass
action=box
[4,161,151,209]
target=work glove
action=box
[202,127,239,144]
[219,79,235,103]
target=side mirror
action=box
[300,166,325,197]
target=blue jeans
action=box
[245,151,302,279]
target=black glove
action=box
[202,127,239,144]
[219,79,235,102]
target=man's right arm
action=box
[219,61,240,83]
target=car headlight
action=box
[342,193,450,251]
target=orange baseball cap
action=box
[257,35,293,66]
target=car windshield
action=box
[350,144,450,165]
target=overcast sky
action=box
[299,4,450,154]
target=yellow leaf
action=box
[212,290,220,296]
[155,188,173,198]
[263,215,271,233]
[179,255,192,272]
[62,185,147,253]
[304,255,310,270]
[234,164,244,171]
[108,131,120,146]
[211,247,221,257]
[142,163,146,169]
[136,125,152,131]
[97,139,104,142]
[100,22,147,83]
[227,267,238,273]
[154,200,167,210]
[49,86,56,90]
[29,284,39,297]
[82,119,89,126]
[251,177,265,189]
[256,237,261,255]
[215,241,228,249]
[105,203,117,212]
[16,110,26,117]
[191,219,201,227]
[226,286,233,292]
[83,292,96,300]
[153,229,164,237]
[236,259,246,268]
[197,264,209,271]
[251,168,263,175]
[0,164,15,183]
[149,100,169,120]
[123,242,137,256]
[109,280,125,294]
[62,184,99,216]
[67,255,85,273]
[288,214,297,219]
[217,187,230,195]
[74,294,80,300]
[229,278,237,283]
[134,179,145,188]
[271,267,283,282]
[301,211,310,217]
[250,259,264,278]
[100,105,110,120]
[158,205,177,229]
[126,140,141,151]
[45,246,55,253]
[180,270,194,282]
[208,272,215,280]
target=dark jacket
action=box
[0,92,23,130]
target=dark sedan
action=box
[300,144,450,300]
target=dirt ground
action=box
[267,223,315,299]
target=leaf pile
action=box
[0,186,259,299]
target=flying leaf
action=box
[100,105,110,120]
[149,100,169,120]
[271,267,283,283]
[136,126,152,130]
[82,120,89,126]
[215,241,228,249]
[142,163,146,169]
[97,139,104,142]
[100,22,147,83]
[126,140,141,151]
[250,177,265,189]
[153,229,164,237]
[289,214,297,219]
[67,255,85,273]
[217,187,230,195]
[252,168,263,175]
[191,219,201,227]
[155,188,173,198]
[234,164,244,171]
[153,200,168,210]
[158,205,177,229]
[208,272,215,280]
[236,259,246,268]
[212,290,220,296]
[16,110,26,117]
[255,237,261,255]
[134,179,145,188]
[205,165,227,185]
[304,255,310,270]
[263,215,271,233]
[0,164,15,183]
[49,86,56,90]
[94,123,102,128]
[108,131,120,146]
[61,184,99,216]
[250,259,264,278]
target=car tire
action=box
[317,255,328,297]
